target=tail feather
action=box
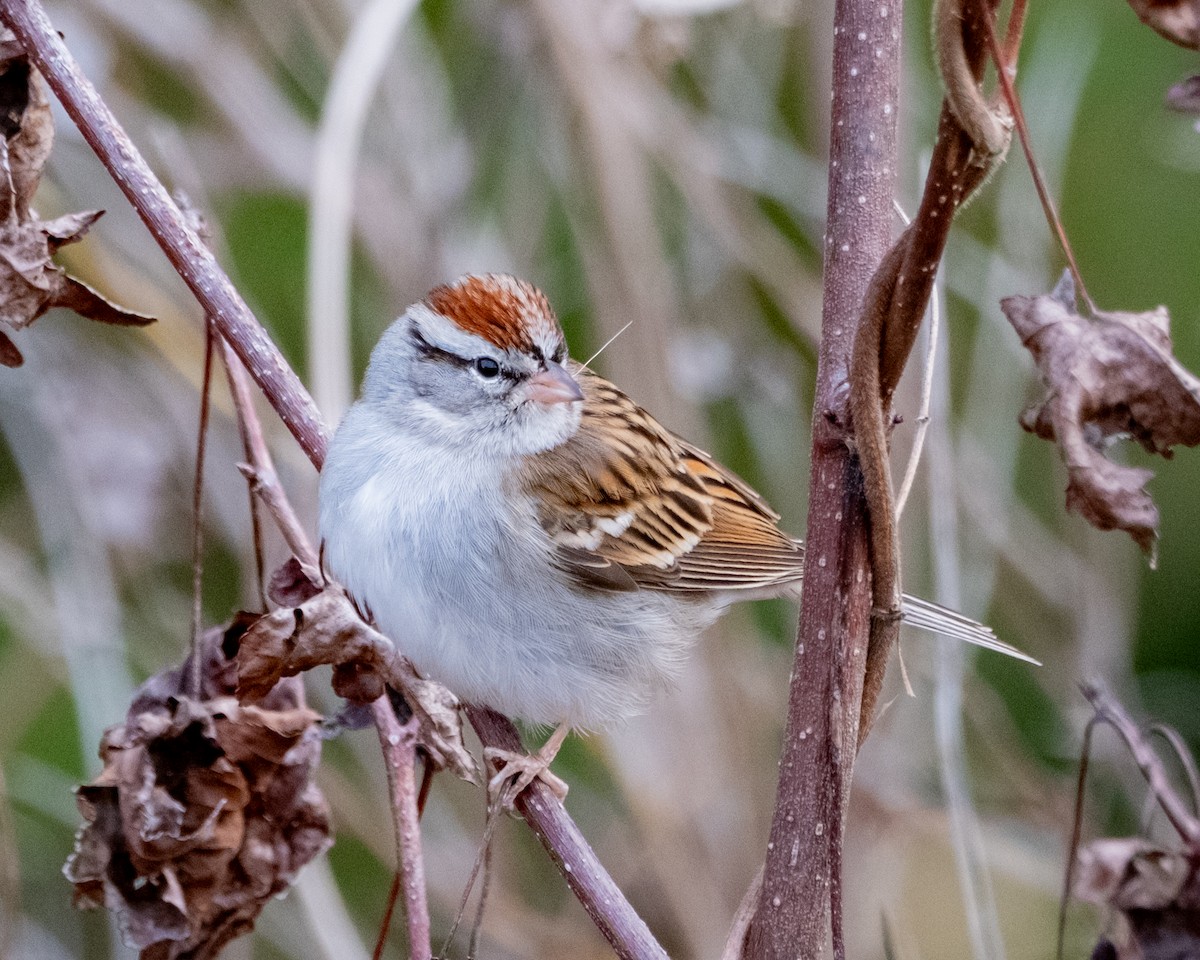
[900,593,1040,665]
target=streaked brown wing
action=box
[517,367,805,594]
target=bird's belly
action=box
[369,551,708,729]
[323,471,712,728]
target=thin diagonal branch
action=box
[466,706,669,960]
[980,9,1096,314]
[0,3,666,956]
[0,0,330,469]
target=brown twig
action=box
[216,338,434,959]
[373,872,403,960]
[1060,687,1200,960]
[188,318,215,698]
[1058,715,1097,960]
[980,10,1097,314]
[219,336,320,575]
[1147,724,1200,817]
[1002,0,1030,67]
[217,340,269,606]
[849,0,1016,742]
[746,0,900,951]
[0,2,666,955]
[1080,682,1200,845]
[371,698,432,960]
[0,0,329,468]
[466,706,669,960]
[439,800,504,957]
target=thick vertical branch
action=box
[747,0,900,955]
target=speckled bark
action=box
[746,0,900,955]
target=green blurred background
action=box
[0,0,1196,957]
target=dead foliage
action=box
[1066,683,1200,960]
[1124,0,1200,50]
[1167,75,1200,115]
[1002,272,1200,559]
[236,572,478,783]
[1076,838,1200,958]
[64,618,331,960]
[0,29,152,367]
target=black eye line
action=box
[408,327,468,368]
[409,328,526,382]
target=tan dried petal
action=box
[237,586,478,782]
[1076,838,1190,909]
[266,556,323,607]
[0,34,54,218]
[1003,272,1200,557]
[1126,0,1200,50]
[1168,75,1200,114]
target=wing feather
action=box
[515,367,1037,664]
[517,367,804,594]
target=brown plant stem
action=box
[0,2,665,955]
[371,698,432,960]
[188,318,215,698]
[220,336,319,574]
[216,339,271,605]
[466,706,669,960]
[981,9,1096,314]
[746,0,900,953]
[0,0,329,469]
[851,0,1015,740]
[1080,682,1200,845]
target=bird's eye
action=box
[474,357,501,379]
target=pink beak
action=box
[525,361,583,405]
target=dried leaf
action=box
[65,623,330,960]
[236,585,479,783]
[1075,839,1200,958]
[1167,75,1200,114]
[1002,272,1200,558]
[0,212,154,333]
[0,328,20,367]
[1125,0,1200,50]
[0,31,52,219]
[1072,686,1200,959]
[0,35,154,360]
[266,556,323,607]
[1075,839,1190,910]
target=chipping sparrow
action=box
[318,274,1032,795]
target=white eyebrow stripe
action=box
[410,303,500,358]
[412,303,549,379]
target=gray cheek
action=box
[411,363,517,429]
[410,363,475,415]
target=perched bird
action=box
[319,274,1031,797]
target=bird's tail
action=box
[900,593,1039,665]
